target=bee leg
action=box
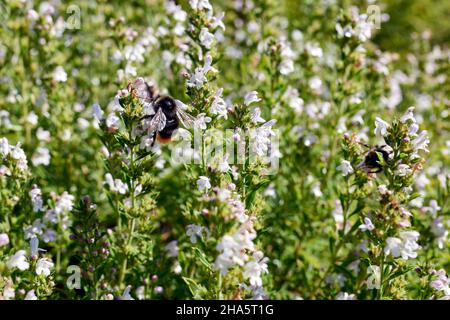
[150,132,157,148]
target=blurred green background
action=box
[284,0,450,52]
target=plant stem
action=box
[378,251,385,299]
[119,133,137,288]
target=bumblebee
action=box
[130,78,196,144]
[357,143,392,173]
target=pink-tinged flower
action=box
[25,290,38,300]
[0,233,9,247]
[359,217,375,232]
[7,250,30,271]
[244,91,261,106]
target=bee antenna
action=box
[357,141,371,149]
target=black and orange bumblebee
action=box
[357,143,392,173]
[130,78,196,144]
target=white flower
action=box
[244,91,261,106]
[336,292,356,300]
[305,42,323,58]
[431,217,448,250]
[27,9,39,21]
[210,11,225,30]
[25,290,38,300]
[374,117,389,136]
[187,55,215,89]
[408,123,419,136]
[36,258,54,277]
[43,229,56,243]
[165,240,179,258]
[249,120,277,157]
[189,0,212,12]
[210,88,228,119]
[229,197,247,223]
[106,113,120,130]
[199,27,215,49]
[366,265,381,290]
[243,251,268,287]
[411,130,430,153]
[187,68,208,89]
[29,187,43,212]
[53,66,67,82]
[36,128,51,142]
[309,76,322,92]
[377,184,390,195]
[104,173,128,195]
[0,137,10,156]
[172,262,182,274]
[166,2,187,21]
[10,143,27,161]
[384,237,403,257]
[400,107,416,123]
[186,224,204,244]
[30,237,45,258]
[283,87,304,113]
[355,14,373,42]
[197,176,211,192]
[0,110,12,129]
[384,231,420,260]
[92,103,104,121]
[1,280,15,299]
[214,223,257,276]
[0,165,11,176]
[0,233,9,247]
[55,192,75,214]
[395,164,412,177]
[423,200,441,218]
[359,217,375,232]
[24,219,45,239]
[331,200,349,232]
[336,23,353,38]
[250,107,265,124]
[216,188,231,202]
[39,2,55,15]
[218,156,231,173]
[279,59,294,75]
[120,285,134,300]
[336,160,354,176]
[430,269,450,296]
[194,113,211,130]
[7,250,30,271]
[26,112,38,126]
[32,147,51,166]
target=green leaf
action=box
[182,277,206,298]
[192,247,213,272]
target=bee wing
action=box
[147,108,167,134]
[176,108,196,129]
